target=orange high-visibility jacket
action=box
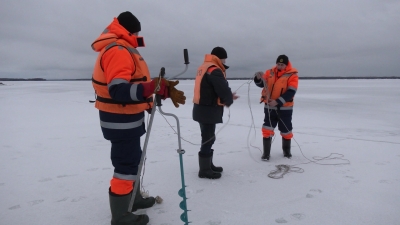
[91,18,152,114]
[193,54,227,106]
[260,61,298,107]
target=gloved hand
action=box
[167,80,186,108]
[254,71,264,80]
[141,78,169,99]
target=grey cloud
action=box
[0,0,399,79]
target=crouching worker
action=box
[192,47,239,179]
[254,54,298,161]
[91,11,186,225]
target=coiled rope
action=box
[156,77,350,179]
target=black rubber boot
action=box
[210,149,223,173]
[109,190,149,225]
[131,180,156,212]
[261,137,272,161]
[198,152,221,179]
[282,138,292,158]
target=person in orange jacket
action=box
[254,55,298,161]
[91,11,185,225]
[193,47,239,179]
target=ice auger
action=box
[128,49,190,224]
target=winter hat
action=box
[276,55,289,65]
[117,11,141,33]
[211,47,228,59]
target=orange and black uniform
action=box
[91,18,152,195]
[254,61,298,139]
[192,54,233,154]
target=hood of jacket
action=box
[91,18,144,52]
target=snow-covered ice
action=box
[1,79,399,225]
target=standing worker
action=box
[192,47,239,179]
[91,11,186,225]
[254,55,298,161]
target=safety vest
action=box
[193,54,226,106]
[92,39,153,114]
[261,69,297,107]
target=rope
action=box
[156,77,351,179]
[156,104,231,147]
[268,164,304,179]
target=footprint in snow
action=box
[275,217,287,223]
[9,205,21,210]
[307,189,322,198]
[196,189,204,194]
[291,213,306,220]
[56,197,69,202]
[28,199,44,206]
[157,209,166,214]
[71,196,86,202]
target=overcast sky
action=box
[1,0,399,79]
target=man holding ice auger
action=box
[91,11,186,225]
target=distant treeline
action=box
[1,76,400,81]
[0,78,46,81]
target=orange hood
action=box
[91,18,145,52]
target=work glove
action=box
[141,78,169,99]
[167,80,186,108]
[141,78,186,108]
[254,71,264,80]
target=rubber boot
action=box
[282,138,292,158]
[261,137,272,161]
[198,152,221,179]
[131,180,156,212]
[210,149,223,173]
[109,190,149,225]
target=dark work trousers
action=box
[264,108,293,135]
[199,123,216,155]
[110,137,142,176]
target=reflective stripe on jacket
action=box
[261,62,298,108]
[91,21,153,114]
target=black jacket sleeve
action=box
[207,68,233,107]
[276,89,296,106]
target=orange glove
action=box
[167,80,186,108]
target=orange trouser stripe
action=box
[281,132,293,139]
[262,127,274,138]
[110,178,134,195]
